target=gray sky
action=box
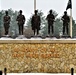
[1,0,76,21]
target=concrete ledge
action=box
[0,39,76,44]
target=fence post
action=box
[71,68,74,75]
[0,70,2,75]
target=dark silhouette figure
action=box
[31,10,41,36]
[0,71,2,75]
[61,11,70,35]
[46,10,55,36]
[3,11,11,35]
[4,68,7,75]
[16,10,25,35]
[71,68,74,75]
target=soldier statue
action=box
[16,10,25,35]
[31,10,41,36]
[61,11,70,35]
[3,11,11,35]
[46,10,55,36]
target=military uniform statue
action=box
[61,11,70,35]
[31,10,41,36]
[3,11,11,35]
[16,10,25,35]
[46,10,55,36]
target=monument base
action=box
[0,39,76,73]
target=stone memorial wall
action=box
[0,40,76,73]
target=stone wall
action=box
[0,40,76,73]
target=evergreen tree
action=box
[9,10,18,36]
[54,18,63,36]
[0,11,3,36]
[0,10,5,36]
[72,19,76,37]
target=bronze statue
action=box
[46,10,55,36]
[61,11,70,35]
[16,10,25,35]
[3,11,11,35]
[31,10,41,36]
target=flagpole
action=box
[70,9,72,38]
[34,0,36,11]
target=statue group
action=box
[3,9,70,37]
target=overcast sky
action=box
[1,0,76,21]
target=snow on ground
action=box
[0,37,75,40]
[0,34,76,41]
[2,73,76,75]
[0,35,75,40]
